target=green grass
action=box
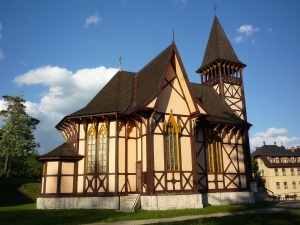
[0,178,299,225]
[0,202,286,225]
[156,210,300,225]
[0,178,40,206]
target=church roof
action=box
[56,41,249,128]
[62,43,176,119]
[190,83,249,125]
[37,142,84,162]
[69,71,134,117]
[197,16,245,72]
[136,43,174,109]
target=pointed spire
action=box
[197,16,245,72]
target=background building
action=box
[252,144,300,199]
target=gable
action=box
[146,46,200,116]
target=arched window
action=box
[98,124,107,173]
[86,124,108,173]
[87,126,96,173]
[206,129,223,173]
[164,111,181,171]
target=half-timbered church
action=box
[37,16,255,210]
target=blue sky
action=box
[1,0,300,154]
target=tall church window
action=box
[87,126,96,173]
[86,124,108,173]
[164,111,181,171]
[98,124,107,173]
[206,129,223,173]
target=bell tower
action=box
[197,16,247,121]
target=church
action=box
[37,16,255,210]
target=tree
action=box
[0,95,40,178]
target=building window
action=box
[206,129,223,173]
[87,126,96,173]
[282,169,286,176]
[293,181,296,189]
[276,182,280,189]
[86,125,108,173]
[164,111,181,171]
[98,124,107,173]
[284,182,288,189]
[291,168,295,176]
[275,169,279,176]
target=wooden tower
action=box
[197,16,247,121]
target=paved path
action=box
[84,201,300,225]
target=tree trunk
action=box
[8,158,14,178]
[3,156,9,178]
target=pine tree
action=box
[0,95,40,178]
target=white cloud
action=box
[85,12,102,28]
[234,35,244,43]
[13,65,119,154]
[250,128,300,151]
[0,49,5,60]
[234,24,259,44]
[268,28,273,32]
[237,25,259,36]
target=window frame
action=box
[291,168,295,176]
[206,129,223,173]
[292,181,296,189]
[276,182,280,189]
[97,124,108,173]
[164,111,181,171]
[86,124,108,174]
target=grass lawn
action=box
[0,178,299,225]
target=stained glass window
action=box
[86,124,108,173]
[98,125,107,173]
[164,111,181,171]
[206,130,223,173]
[87,126,96,173]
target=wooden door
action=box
[136,161,142,192]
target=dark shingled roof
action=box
[136,43,174,108]
[69,71,134,117]
[58,43,176,122]
[198,16,244,71]
[189,82,249,126]
[37,142,84,162]
[251,145,300,168]
[252,145,300,157]
[56,42,250,128]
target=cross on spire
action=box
[213,2,217,16]
[119,55,122,71]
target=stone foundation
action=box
[140,194,204,210]
[202,191,255,206]
[36,196,126,209]
[36,191,254,210]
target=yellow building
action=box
[252,145,300,200]
[37,16,254,210]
